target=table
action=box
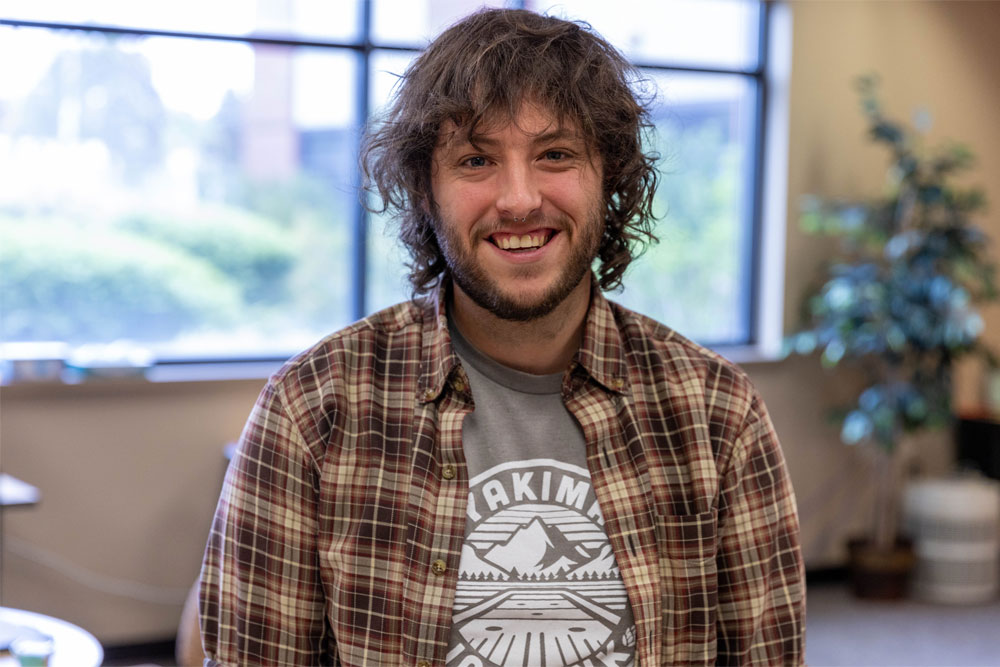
[0,475,40,509]
[0,608,102,667]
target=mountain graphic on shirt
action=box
[482,517,581,577]
[451,460,636,667]
[566,543,621,579]
[458,543,509,580]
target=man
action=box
[199,8,804,666]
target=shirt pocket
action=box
[654,509,718,665]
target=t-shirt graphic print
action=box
[446,459,636,667]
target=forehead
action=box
[435,103,586,149]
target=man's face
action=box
[429,103,604,321]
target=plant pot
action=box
[847,537,916,600]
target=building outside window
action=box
[0,0,773,374]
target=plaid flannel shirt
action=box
[199,281,805,666]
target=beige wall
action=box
[1,380,264,643]
[2,0,1000,645]
[768,0,1000,567]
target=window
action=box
[0,0,775,374]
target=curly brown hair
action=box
[361,8,659,296]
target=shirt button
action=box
[417,661,431,667]
[431,559,447,575]
[453,378,467,392]
[611,377,624,390]
[421,388,436,400]
[442,464,456,480]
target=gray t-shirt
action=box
[446,322,637,667]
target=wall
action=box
[766,0,1000,568]
[2,0,1000,646]
[1,379,264,643]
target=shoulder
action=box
[272,299,429,387]
[608,299,762,428]
[610,301,754,388]
[606,300,779,489]
[257,299,432,441]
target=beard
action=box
[433,210,604,322]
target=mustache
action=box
[469,215,569,237]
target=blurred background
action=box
[1,1,999,665]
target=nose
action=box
[495,161,541,223]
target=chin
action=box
[468,281,582,322]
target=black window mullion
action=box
[630,61,763,78]
[743,0,770,346]
[353,0,373,320]
[0,17,418,54]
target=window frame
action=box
[0,0,781,373]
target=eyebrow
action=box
[467,127,583,149]
[434,123,592,161]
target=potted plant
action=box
[787,76,997,598]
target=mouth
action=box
[487,229,557,252]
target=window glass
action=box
[0,0,769,368]
[371,0,513,47]
[0,0,362,42]
[539,0,760,69]
[615,72,756,344]
[0,26,358,358]
[366,49,419,314]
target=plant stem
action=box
[872,446,898,552]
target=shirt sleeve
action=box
[715,393,805,665]
[199,381,333,666]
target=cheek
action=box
[548,179,603,217]
[437,182,494,224]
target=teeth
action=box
[495,232,548,251]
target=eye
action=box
[462,155,488,168]
[543,150,568,161]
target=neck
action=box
[450,277,592,375]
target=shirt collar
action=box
[574,278,630,395]
[416,283,461,403]
[416,277,629,403]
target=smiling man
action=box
[199,9,804,666]
[431,104,605,375]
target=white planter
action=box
[903,476,1000,604]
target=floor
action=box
[103,582,1000,666]
[101,643,178,667]
[806,582,1000,666]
